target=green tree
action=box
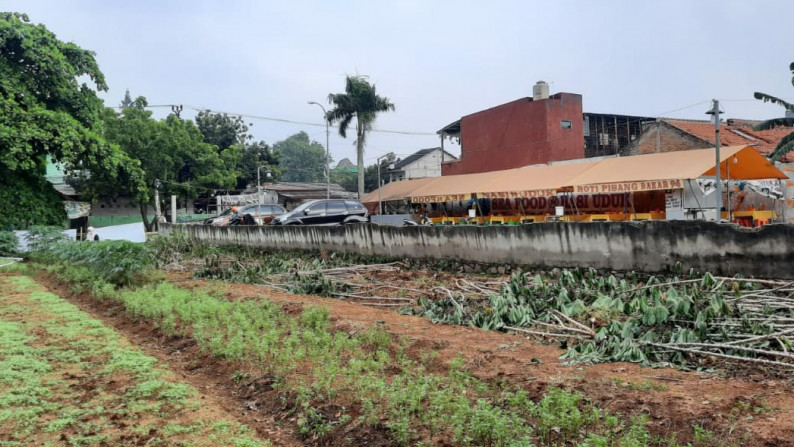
[363,153,398,193]
[753,62,794,161]
[194,110,281,189]
[326,75,395,198]
[195,110,251,152]
[95,97,235,231]
[120,89,134,109]
[0,12,131,228]
[330,168,357,192]
[237,140,281,189]
[275,132,330,183]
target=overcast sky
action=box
[6,0,794,165]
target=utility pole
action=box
[257,167,261,224]
[171,105,183,119]
[376,153,394,218]
[256,166,270,224]
[154,179,162,230]
[707,100,723,221]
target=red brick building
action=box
[439,91,585,175]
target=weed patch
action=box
[0,275,267,446]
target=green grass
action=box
[85,278,657,445]
[0,275,267,446]
[29,241,703,446]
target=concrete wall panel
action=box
[161,222,794,279]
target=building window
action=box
[561,120,572,129]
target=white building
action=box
[385,148,458,182]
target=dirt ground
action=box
[0,274,269,446]
[37,271,794,447]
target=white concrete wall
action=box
[92,196,148,217]
[405,151,442,179]
[161,221,794,279]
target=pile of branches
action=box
[411,268,794,370]
[193,251,502,308]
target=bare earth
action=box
[38,271,794,447]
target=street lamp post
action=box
[706,100,723,221]
[308,101,331,199]
[256,166,271,224]
[376,154,394,219]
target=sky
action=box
[6,0,794,166]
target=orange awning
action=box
[409,171,495,203]
[365,145,787,205]
[568,146,786,194]
[360,177,436,204]
[475,161,600,198]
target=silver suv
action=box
[271,200,369,226]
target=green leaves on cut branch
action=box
[411,267,792,369]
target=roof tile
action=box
[664,119,794,162]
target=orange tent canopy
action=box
[362,145,787,204]
[474,161,600,199]
[407,171,494,203]
[567,146,786,194]
[360,177,436,204]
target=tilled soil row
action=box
[39,271,794,446]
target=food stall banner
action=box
[412,193,471,203]
[569,146,786,193]
[409,171,494,203]
[575,179,684,194]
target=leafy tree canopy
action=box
[195,110,251,152]
[120,89,134,109]
[753,61,794,161]
[90,96,235,230]
[194,110,281,189]
[236,140,281,189]
[0,171,66,230]
[276,131,330,183]
[0,12,125,178]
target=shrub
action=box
[25,226,70,252]
[0,231,19,256]
[33,240,153,286]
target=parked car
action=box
[271,199,369,226]
[204,204,286,226]
[241,204,286,225]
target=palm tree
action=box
[326,76,395,198]
[753,62,794,161]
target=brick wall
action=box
[628,121,710,155]
[442,93,584,175]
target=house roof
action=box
[437,119,461,135]
[263,182,354,199]
[663,119,794,162]
[391,148,457,171]
[264,182,346,192]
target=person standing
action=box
[85,226,99,241]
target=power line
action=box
[141,104,437,136]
